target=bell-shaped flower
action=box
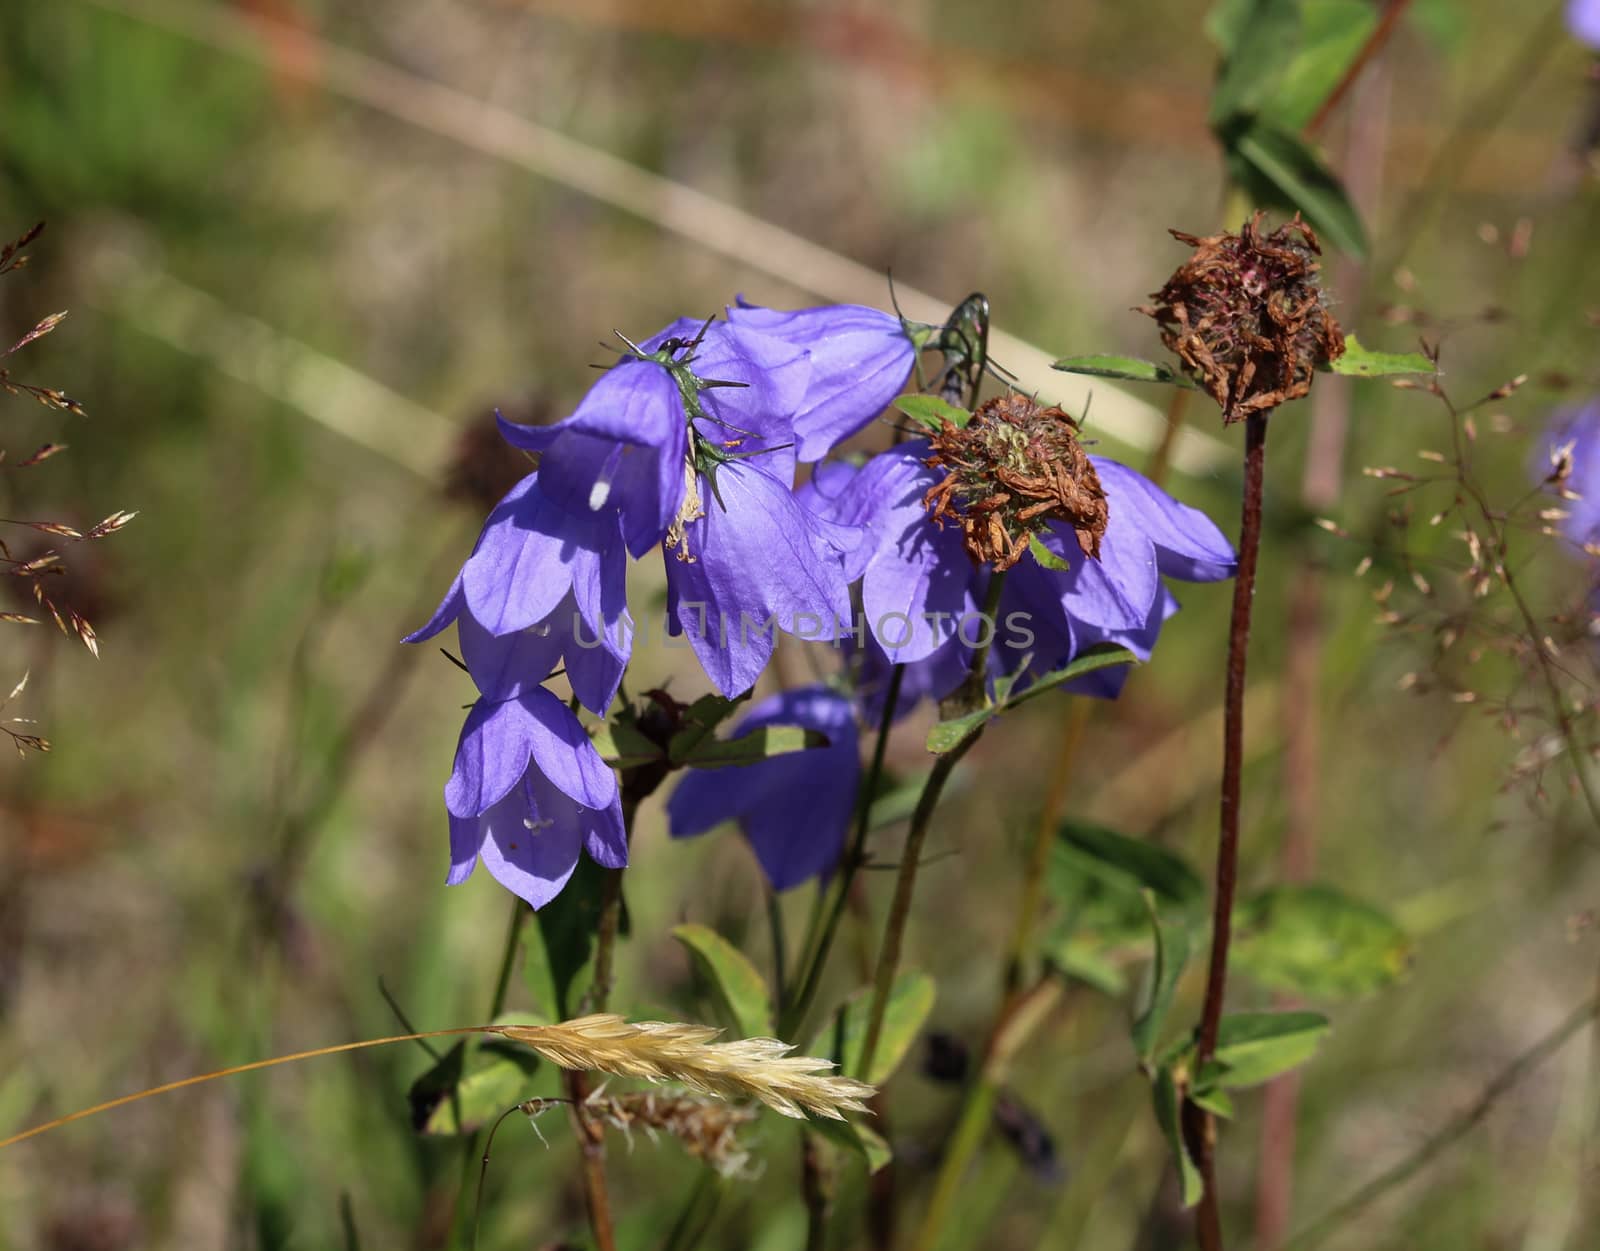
[404,470,628,716]
[728,301,919,461]
[666,685,860,891]
[444,687,625,909]
[497,319,812,558]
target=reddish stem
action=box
[1190,410,1270,1250]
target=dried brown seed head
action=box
[1143,211,1344,424]
[922,393,1108,571]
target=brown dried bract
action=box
[923,393,1108,571]
[1143,211,1344,424]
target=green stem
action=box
[450,899,529,1249]
[781,664,906,1039]
[857,575,1006,1081]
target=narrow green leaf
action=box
[1054,822,1206,914]
[1199,1011,1331,1090]
[804,1115,893,1173]
[1045,938,1128,996]
[589,720,664,769]
[674,725,829,769]
[1191,1086,1236,1119]
[665,693,750,762]
[1233,883,1412,998]
[1050,354,1196,388]
[924,646,1138,753]
[1328,334,1435,378]
[671,923,774,1038]
[1229,122,1368,257]
[1209,0,1302,125]
[810,972,936,1086]
[1028,534,1074,572]
[526,858,626,1018]
[894,394,971,431]
[1151,1064,1205,1208]
[1131,891,1192,1064]
[1270,0,1380,129]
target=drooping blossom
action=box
[666,686,860,891]
[496,317,860,698]
[444,687,626,908]
[803,394,1236,714]
[405,470,629,716]
[727,301,920,461]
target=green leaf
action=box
[924,646,1138,753]
[894,394,971,431]
[1150,1064,1204,1208]
[674,725,830,769]
[1131,892,1192,1064]
[1328,334,1435,378]
[1209,0,1301,125]
[1053,822,1206,915]
[524,859,625,1018]
[1233,884,1411,998]
[671,923,774,1038]
[1227,121,1368,257]
[1046,938,1128,996]
[665,693,750,763]
[1051,354,1196,388]
[1191,1086,1236,1119]
[411,1012,548,1136]
[809,972,936,1086]
[589,719,664,769]
[1270,0,1380,129]
[805,1115,893,1173]
[1199,1011,1331,1090]
[1028,534,1074,573]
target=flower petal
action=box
[460,475,584,635]
[404,572,465,644]
[518,686,617,809]
[664,462,852,696]
[1032,510,1158,632]
[446,812,485,886]
[728,303,916,461]
[445,697,534,819]
[477,775,583,909]
[1093,458,1236,582]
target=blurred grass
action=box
[1,1,1599,1248]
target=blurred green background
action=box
[3,1,1600,1248]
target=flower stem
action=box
[565,802,635,1251]
[1189,409,1270,1251]
[857,574,1005,1081]
[781,664,906,1040]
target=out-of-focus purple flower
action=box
[1536,399,1600,546]
[405,471,629,716]
[445,687,625,909]
[666,685,860,891]
[1570,0,1600,49]
[728,302,919,461]
[805,435,1235,713]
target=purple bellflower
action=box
[496,317,860,698]
[727,302,920,461]
[666,685,860,891]
[404,471,629,716]
[444,686,626,909]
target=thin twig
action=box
[1303,0,1414,138]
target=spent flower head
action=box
[1144,211,1344,423]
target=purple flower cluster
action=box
[411,300,1236,905]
